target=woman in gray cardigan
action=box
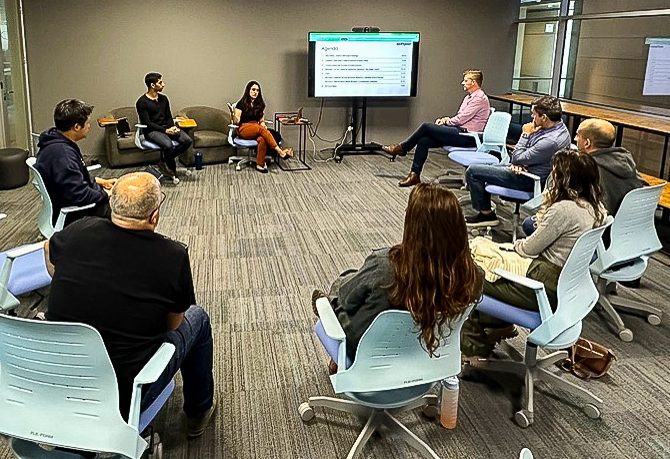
[462,149,607,358]
[314,183,484,372]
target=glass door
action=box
[0,0,29,149]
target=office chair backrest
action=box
[479,111,512,162]
[333,307,473,394]
[0,314,145,458]
[592,184,664,273]
[227,102,238,144]
[529,217,612,345]
[25,157,56,238]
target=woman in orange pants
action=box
[233,80,293,173]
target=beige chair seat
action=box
[176,106,233,165]
[117,135,139,151]
[193,130,227,148]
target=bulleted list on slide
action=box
[314,41,414,97]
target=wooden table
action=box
[490,93,670,178]
[640,173,670,211]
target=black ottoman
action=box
[0,148,29,189]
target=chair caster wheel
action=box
[298,402,314,422]
[171,176,180,185]
[583,404,601,419]
[184,169,192,176]
[647,314,661,325]
[335,157,342,163]
[514,410,532,428]
[236,165,241,171]
[618,328,633,342]
[422,404,438,419]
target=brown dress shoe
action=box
[382,143,406,156]
[399,172,421,187]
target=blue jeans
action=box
[145,130,193,172]
[401,122,475,175]
[465,164,536,212]
[141,305,214,417]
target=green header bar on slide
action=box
[645,37,670,45]
[309,32,420,42]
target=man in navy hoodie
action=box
[36,99,116,227]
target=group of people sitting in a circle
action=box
[31,68,645,441]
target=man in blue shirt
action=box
[464,95,571,227]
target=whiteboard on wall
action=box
[643,37,670,96]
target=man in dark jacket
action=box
[522,118,646,237]
[575,118,645,214]
[35,99,116,226]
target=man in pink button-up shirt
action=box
[383,69,491,187]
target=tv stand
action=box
[335,98,387,162]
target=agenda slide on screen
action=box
[309,33,420,98]
[643,37,670,96]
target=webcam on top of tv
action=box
[351,26,380,33]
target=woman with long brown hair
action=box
[462,148,607,358]
[314,183,483,367]
[232,80,293,173]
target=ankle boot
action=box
[399,172,421,187]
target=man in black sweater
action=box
[35,99,116,226]
[136,72,192,178]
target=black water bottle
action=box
[195,151,203,170]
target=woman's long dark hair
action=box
[543,149,605,225]
[236,80,266,119]
[388,184,483,356]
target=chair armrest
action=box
[316,297,346,341]
[133,342,175,385]
[6,241,45,259]
[494,268,543,290]
[494,268,553,321]
[60,203,96,214]
[520,171,542,197]
[135,123,147,129]
[459,131,482,148]
[127,342,175,430]
[86,164,101,172]
[520,194,543,214]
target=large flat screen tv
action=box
[308,32,420,98]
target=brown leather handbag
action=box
[559,338,616,380]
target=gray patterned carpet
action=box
[1,149,669,459]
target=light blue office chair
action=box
[467,217,612,428]
[25,157,99,239]
[484,171,543,242]
[439,110,511,185]
[445,111,512,160]
[134,124,186,185]
[0,241,51,312]
[0,314,175,458]
[299,299,473,458]
[590,183,665,342]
